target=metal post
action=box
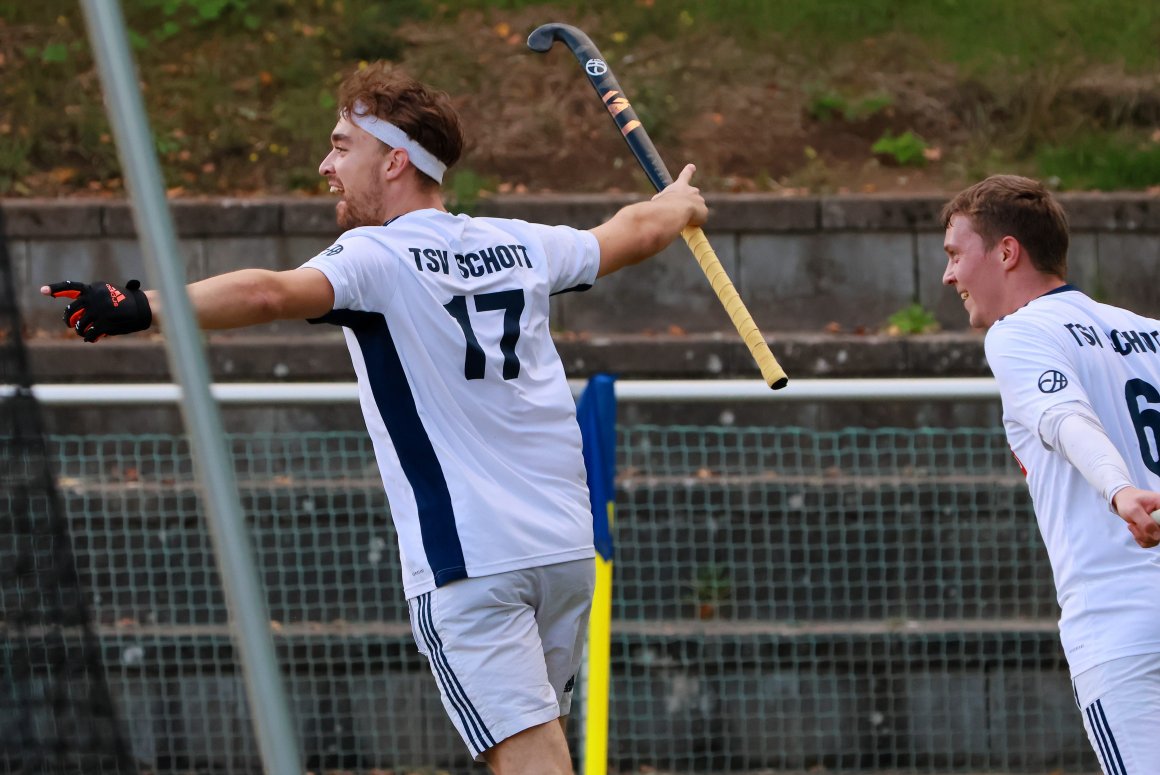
[78,2,303,772]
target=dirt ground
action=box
[6,6,1158,199]
[384,9,1160,198]
[421,9,969,196]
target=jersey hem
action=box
[1064,641,1160,678]
[403,546,596,599]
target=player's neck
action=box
[1010,273,1067,314]
[379,185,447,223]
[1027,273,1067,300]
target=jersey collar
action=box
[1041,283,1078,298]
[996,283,1078,324]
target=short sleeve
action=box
[524,223,600,294]
[299,230,398,313]
[985,316,1094,435]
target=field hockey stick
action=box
[528,22,788,390]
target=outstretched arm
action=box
[150,268,335,330]
[41,267,334,340]
[590,163,708,278]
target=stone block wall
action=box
[7,192,1159,336]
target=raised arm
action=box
[590,163,708,278]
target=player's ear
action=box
[997,236,1021,270]
[382,147,409,182]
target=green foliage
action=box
[141,0,253,22]
[338,0,431,62]
[689,564,733,616]
[446,169,499,216]
[693,564,731,601]
[808,91,847,123]
[808,89,893,123]
[40,43,70,64]
[4,0,1160,197]
[872,130,928,167]
[626,83,680,146]
[136,0,261,40]
[689,0,1160,74]
[886,303,940,335]
[845,94,894,122]
[1036,132,1160,191]
[0,136,33,195]
[780,146,839,194]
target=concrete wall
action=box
[7,192,1160,336]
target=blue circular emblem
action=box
[1038,370,1068,393]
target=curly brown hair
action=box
[337,62,465,186]
[941,175,1069,278]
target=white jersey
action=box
[985,286,1160,675]
[301,209,600,598]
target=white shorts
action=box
[406,558,595,760]
[1072,652,1160,774]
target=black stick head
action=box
[527,22,597,58]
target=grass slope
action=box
[2,0,1159,199]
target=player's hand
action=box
[41,279,152,343]
[652,164,708,228]
[1111,486,1160,549]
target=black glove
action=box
[44,279,152,342]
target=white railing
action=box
[2,378,1000,404]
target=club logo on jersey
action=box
[322,244,343,257]
[1038,370,1068,393]
[586,58,608,76]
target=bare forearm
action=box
[592,163,707,277]
[610,199,689,255]
[146,269,295,330]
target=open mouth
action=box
[960,291,970,301]
[329,185,343,194]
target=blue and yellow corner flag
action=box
[576,373,616,775]
[578,373,617,561]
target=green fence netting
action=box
[1,205,136,773]
[13,427,1091,774]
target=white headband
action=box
[346,101,447,183]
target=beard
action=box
[334,186,384,230]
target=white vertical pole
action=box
[77,2,303,773]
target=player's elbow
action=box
[240,271,292,323]
[253,287,288,322]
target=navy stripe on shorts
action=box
[414,592,497,754]
[1085,698,1126,775]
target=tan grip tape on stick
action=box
[681,226,788,389]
